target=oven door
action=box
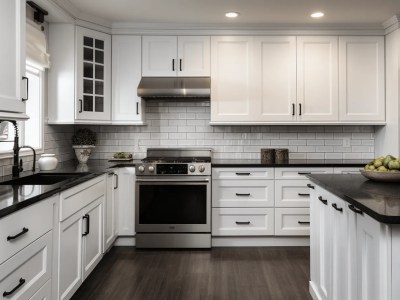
[135,176,211,233]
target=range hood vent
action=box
[137,77,210,99]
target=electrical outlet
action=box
[343,137,351,148]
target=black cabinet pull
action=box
[298,221,310,225]
[235,193,250,196]
[307,184,315,189]
[22,76,29,101]
[7,227,29,241]
[318,196,327,205]
[235,221,251,225]
[235,172,250,176]
[172,59,175,71]
[114,173,119,189]
[136,102,139,115]
[299,103,302,116]
[179,59,182,71]
[298,172,311,175]
[298,193,310,196]
[79,99,83,113]
[3,278,25,297]
[82,214,90,236]
[348,205,363,215]
[332,203,343,212]
[292,103,295,116]
[108,171,115,176]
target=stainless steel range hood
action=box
[137,77,210,99]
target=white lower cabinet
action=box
[104,170,119,252]
[212,208,274,236]
[275,208,310,236]
[117,167,136,236]
[30,280,52,300]
[310,185,390,300]
[58,175,105,300]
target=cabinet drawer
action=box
[0,232,52,300]
[30,280,51,300]
[275,168,333,180]
[275,180,311,207]
[0,196,55,264]
[333,167,361,174]
[275,208,310,236]
[212,208,274,236]
[212,180,274,207]
[60,175,105,221]
[212,168,274,180]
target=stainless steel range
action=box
[135,148,212,248]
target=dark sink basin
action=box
[0,173,87,185]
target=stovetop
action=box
[141,156,211,164]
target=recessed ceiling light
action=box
[225,12,239,18]
[311,12,324,18]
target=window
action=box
[0,64,44,155]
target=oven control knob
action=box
[148,165,155,173]
[198,165,205,173]
[138,165,145,173]
[189,165,196,172]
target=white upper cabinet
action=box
[0,0,27,118]
[48,24,111,124]
[253,36,297,122]
[112,35,145,124]
[210,36,255,122]
[339,36,385,121]
[76,27,111,121]
[297,36,339,122]
[142,36,210,77]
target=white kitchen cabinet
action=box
[112,35,145,124]
[310,185,391,300]
[142,36,210,77]
[274,208,310,236]
[0,0,27,118]
[48,24,111,124]
[339,36,385,122]
[253,36,297,122]
[118,167,136,236]
[104,170,119,252]
[297,36,339,122]
[275,180,311,207]
[210,36,255,122]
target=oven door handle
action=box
[136,178,210,182]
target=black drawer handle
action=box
[179,59,182,71]
[298,221,310,225]
[299,103,302,116]
[235,172,250,176]
[235,221,251,225]
[298,193,310,196]
[82,214,90,236]
[318,196,327,205]
[7,227,29,241]
[79,99,83,113]
[22,76,29,101]
[292,103,295,116]
[332,203,343,212]
[236,193,250,196]
[172,59,175,71]
[114,173,119,189]
[298,172,311,175]
[307,184,315,189]
[3,278,25,297]
[348,205,363,215]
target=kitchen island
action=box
[307,174,400,300]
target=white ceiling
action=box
[66,0,400,25]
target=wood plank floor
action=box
[72,246,312,300]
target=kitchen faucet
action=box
[0,120,36,177]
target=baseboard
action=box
[309,281,321,300]
[212,236,310,247]
[114,236,136,246]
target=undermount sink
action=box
[0,173,87,185]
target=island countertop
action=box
[307,174,400,224]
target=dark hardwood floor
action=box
[72,246,312,300]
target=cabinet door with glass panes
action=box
[76,27,111,121]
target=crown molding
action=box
[383,15,400,35]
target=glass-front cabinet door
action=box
[76,27,111,121]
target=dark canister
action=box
[261,148,275,163]
[275,148,289,162]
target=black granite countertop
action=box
[0,159,139,219]
[211,159,368,167]
[307,174,400,224]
